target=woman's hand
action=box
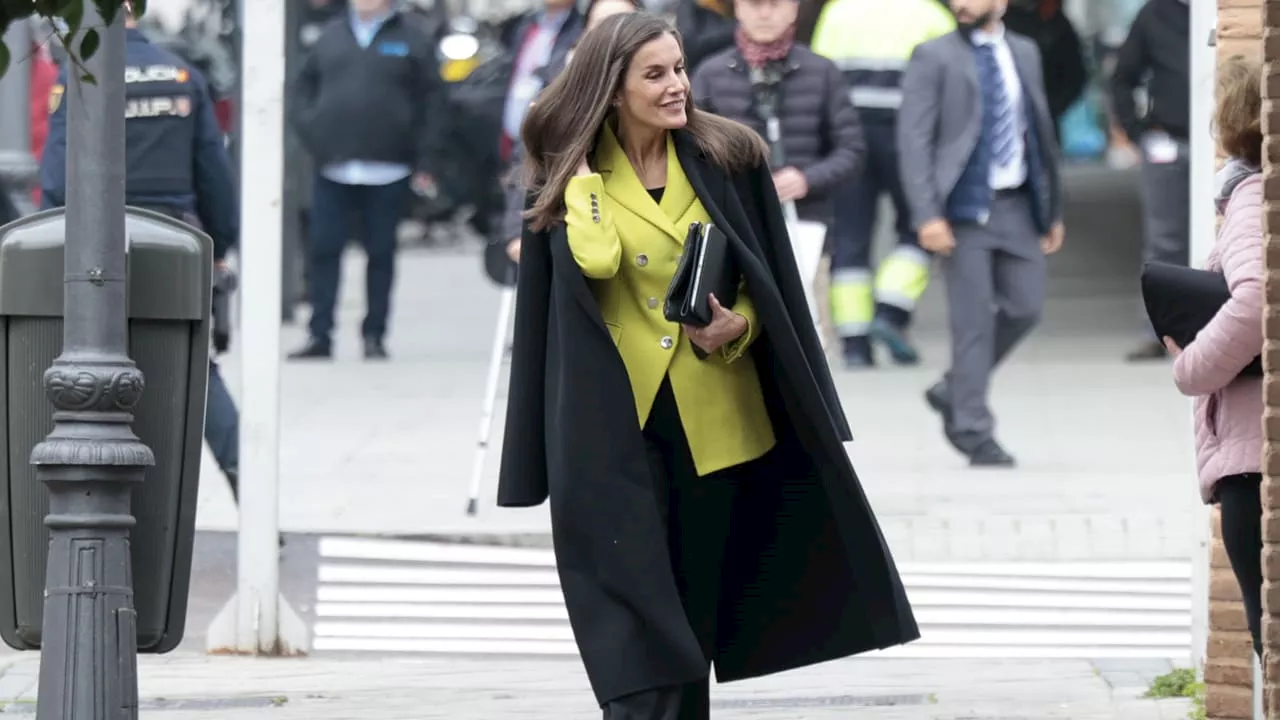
[1163,336,1183,357]
[576,157,592,176]
[683,294,748,354]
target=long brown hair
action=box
[520,12,767,231]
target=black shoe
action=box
[363,337,389,360]
[842,336,875,369]
[924,382,950,419]
[967,438,1016,467]
[927,385,973,456]
[1125,340,1168,362]
[870,317,920,366]
[288,337,332,360]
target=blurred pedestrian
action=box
[1109,0,1189,361]
[676,0,738,71]
[1002,0,1087,131]
[287,0,444,361]
[898,0,1065,467]
[500,12,917,717]
[502,0,641,267]
[691,0,864,337]
[803,0,955,368]
[39,3,242,500]
[1167,57,1264,658]
[499,0,583,167]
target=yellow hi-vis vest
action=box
[810,0,956,113]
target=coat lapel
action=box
[599,125,686,244]
[672,131,735,242]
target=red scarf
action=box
[734,25,795,69]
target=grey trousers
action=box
[1137,145,1191,336]
[942,193,1046,440]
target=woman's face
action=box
[587,0,637,31]
[616,33,690,132]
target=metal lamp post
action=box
[30,8,152,718]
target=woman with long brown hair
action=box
[497,12,918,718]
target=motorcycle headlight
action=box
[440,33,480,62]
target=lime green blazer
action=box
[563,125,776,476]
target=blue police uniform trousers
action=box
[206,362,239,481]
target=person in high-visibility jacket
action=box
[805,0,955,368]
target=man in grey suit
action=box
[897,0,1065,468]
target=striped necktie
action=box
[975,43,1016,167]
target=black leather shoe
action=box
[924,383,950,419]
[363,337,389,360]
[842,337,875,369]
[968,439,1016,467]
[288,337,332,360]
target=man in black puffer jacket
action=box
[692,0,864,345]
[691,0,863,228]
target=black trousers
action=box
[1218,473,1263,658]
[603,378,739,720]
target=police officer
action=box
[39,4,243,502]
[802,0,955,368]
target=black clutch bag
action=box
[663,221,739,328]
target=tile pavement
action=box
[0,653,1192,719]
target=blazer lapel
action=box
[951,32,979,93]
[1008,38,1051,126]
[598,126,684,244]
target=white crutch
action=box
[466,283,517,516]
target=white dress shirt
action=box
[970,25,1028,190]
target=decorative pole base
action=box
[33,359,154,720]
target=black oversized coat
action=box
[497,130,918,705]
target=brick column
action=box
[1263,0,1280,714]
[1211,2,1263,718]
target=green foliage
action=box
[0,0,146,80]
[1143,668,1205,720]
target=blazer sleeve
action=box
[897,44,945,230]
[565,174,622,279]
[1172,189,1265,397]
[497,212,553,507]
[747,161,853,442]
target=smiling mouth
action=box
[661,99,685,110]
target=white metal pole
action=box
[206,0,309,656]
[1187,0,1216,676]
[236,0,285,654]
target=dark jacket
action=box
[288,11,444,173]
[497,129,918,705]
[1109,0,1189,143]
[40,29,239,260]
[676,0,737,72]
[692,45,864,223]
[1004,1,1087,123]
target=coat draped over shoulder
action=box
[497,129,918,705]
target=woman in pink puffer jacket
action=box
[1167,57,1264,657]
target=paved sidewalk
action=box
[0,653,1192,719]
[194,250,1200,563]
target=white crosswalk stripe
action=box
[312,537,1192,659]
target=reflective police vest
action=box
[809,0,956,122]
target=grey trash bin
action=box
[0,206,212,654]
